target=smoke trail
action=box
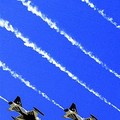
[81,0,120,29]
[0,95,9,103]
[0,61,64,110]
[17,0,120,80]
[0,95,27,112]
[0,19,120,112]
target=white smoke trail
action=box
[81,0,120,29]
[17,0,120,80]
[0,95,27,112]
[0,19,120,112]
[0,61,64,110]
[0,95,9,103]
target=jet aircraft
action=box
[8,96,44,120]
[63,103,97,120]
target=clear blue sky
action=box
[0,0,120,120]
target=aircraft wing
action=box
[33,107,44,116]
[90,114,97,120]
[11,115,25,120]
[85,114,97,120]
[27,107,44,119]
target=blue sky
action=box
[0,0,120,120]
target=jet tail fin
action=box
[64,103,77,113]
[33,107,44,116]
[14,96,22,107]
[9,96,22,106]
[69,103,77,113]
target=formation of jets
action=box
[8,96,97,120]
[8,96,44,120]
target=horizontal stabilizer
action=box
[64,109,69,112]
[8,101,13,105]
[33,107,44,116]
[11,116,16,120]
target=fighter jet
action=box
[63,103,97,120]
[8,96,44,120]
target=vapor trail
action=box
[0,95,9,103]
[81,0,120,29]
[0,95,27,112]
[17,0,120,80]
[0,19,120,112]
[0,61,64,110]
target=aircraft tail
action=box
[9,96,22,107]
[8,96,22,112]
[64,103,77,113]
[69,103,77,113]
[14,96,22,107]
[33,107,44,116]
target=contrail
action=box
[0,95,27,112]
[0,95,9,103]
[0,61,64,110]
[0,19,120,112]
[81,0,120,29]
[17,0,120,80]
[0,95,82,119]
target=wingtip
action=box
[33,107,44,116]
[90,114,97,120]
